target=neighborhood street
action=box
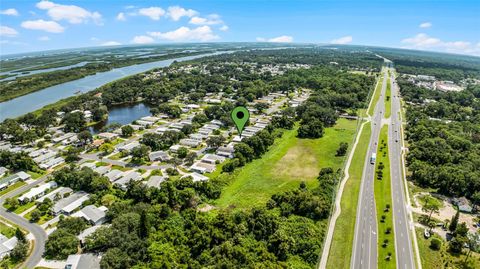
[0,174,49,268]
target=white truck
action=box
[370,153,377,164]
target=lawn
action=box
[384,77,391,118]
[367,75,384,116]
[0,181,26,196]
[214,118,358,209]
[12,201,36,214]
[374,125,396,268]
[326,122,371,269]
[0,221,15,238]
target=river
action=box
[0,51,227,121]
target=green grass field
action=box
[374,125,396,268]
[326,122,371,269]
[368,76,384,116]
[384,77,391,118]
[214,118,358,209]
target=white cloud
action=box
[116,12,126,21]
[402,33,480,55]
[219,25,229,31]
[131,35,155,44]
[38,36,50,41]
[138,7,165,20]
[21,19,64,33]
[257,35,293,43]
[401,33,441,48]
[0,26,18,37]
[189,14,223,25]
[101,41,121,46]
[330,35,353,44]
[148,26,219,42]
[36,0,102,25]
[419,22,432,29]
[268,35,293,43]
[166,6,197,21]
[1,8,19,16]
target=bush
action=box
[430,238,442,250]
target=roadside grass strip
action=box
[375,125,396,268]
[326,122,372,269]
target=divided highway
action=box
[351,68,387,269]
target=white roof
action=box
[19,181,57,201]
[182,172,209,182]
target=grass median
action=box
[368,75,384,116]
[326,121,371,269]
[374,125,396,268]
[384,77,391,118]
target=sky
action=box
[1,0,479,56]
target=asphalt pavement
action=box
[388,66,415,269]
[351,68,387,269]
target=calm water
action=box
[89,103,151,133]
[0,51,227,121]
[0,61,90,82]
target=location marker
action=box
[231,106,250,137]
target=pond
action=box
[89,103,152,133]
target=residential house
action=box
[216,143,235,158]
[65,254,101,269]
[19,181,57,203]
[453,197,473,213]
[104,169,124,182]
[144,176,166,188]
[201,154,225,164]
[36,187,72,203]
[39,157,65,169]
[0,167,7,178]
[149,151,171,162]
[179,138,201,148]
[72,205,108,225]
[52,192,90,215]
[181,172,208,182]
[190,161,216,174]
[0,235,17,259]
[97,132,118,140]
[114,171,142,190]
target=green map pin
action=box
[231,106,250,137]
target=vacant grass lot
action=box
[375,125,396,268]
[326,122,371,269]
[0,221,15,238]
[215,118,358,209]
[384,77,392,118]
[368,76,384,116]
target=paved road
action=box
[0,175,50,268]
[351,68,387,269]
[388,64,415,269]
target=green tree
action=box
[121,125,134,138]
[131,145,150,164]
[78,130,93,145]
[62,112,86,133]
[99,143,114,155]
[449,210,460,232]
[430,238,442,250]
[422,196,440,223]
[336,142,349,156]
[44,229,79,259]
[177,147,188,159]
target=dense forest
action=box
[401,79,480,199]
